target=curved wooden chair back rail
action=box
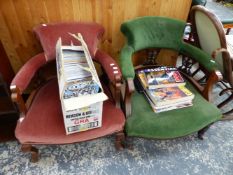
[190,5,233,119]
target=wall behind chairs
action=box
[0,0,191,73]
[0,40,14,86]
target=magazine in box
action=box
[56,33,108,135]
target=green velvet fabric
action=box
[120,16,222,139]
[180,43,217,72]
[120,16,185,52]
[120,16,218,80]
[125,81,222,139]
[120,45,135,79]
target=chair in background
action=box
[188,1,233,35]
[189,5,233,119]
[184,0,207,41]
[205,1,233,35]
[120,16,222,141]
[10,22,125,162]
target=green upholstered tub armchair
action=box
[120,16,222,140]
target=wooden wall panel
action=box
[0,0,191,73]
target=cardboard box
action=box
[61,101,103,134]
[56,33,108,134]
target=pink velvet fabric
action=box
[15,79,125,144]
[95,50,122,83]
[34,22,105,61]
[11,53,47,92]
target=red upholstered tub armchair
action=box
[10,22,125,162]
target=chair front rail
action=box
[114,75,122,109]
[100,64,122,109]
[202,70,222,101]
[181,66,222,101]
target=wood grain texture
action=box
[0,0,191,72]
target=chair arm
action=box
[10,53,47,93]
[95,50,122,108]
[203,70,222,101]
[211,48,232,60]
[182,69,222,102]
[180,43,223,100]
[119,45,135,80]
[10,85,27,115]
[124,78,135,117]
[95,49,122,83]
[180,42,217,72]
[212,48,233,86]
[119,45,135,116]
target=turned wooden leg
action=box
[198,124,211,140]
[124,136,133,150]
[115,131,125,150]
[21,144,39,163]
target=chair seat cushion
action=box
[125,81,222,139]
[15,79,125,144]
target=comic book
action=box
[144,91,193,113]
[136,66,185,89]
[145,85,194,107]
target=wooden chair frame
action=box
[190,5,233,119]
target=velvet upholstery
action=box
[120,17,218,80]
[11,53,47,92]
[120,16,222,139]
[15,79,125,144]
[34,22,104,61]
[12,22,125,154]
[179,43,217,72]
[126,81,221,139]
[32,22,122,83]
[120,16,185,52]
[95,50,122,83]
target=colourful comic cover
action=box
[136,67,185,89]
[146,85,194,106]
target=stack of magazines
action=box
[61,49,100,99]
[136,66,194,113]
